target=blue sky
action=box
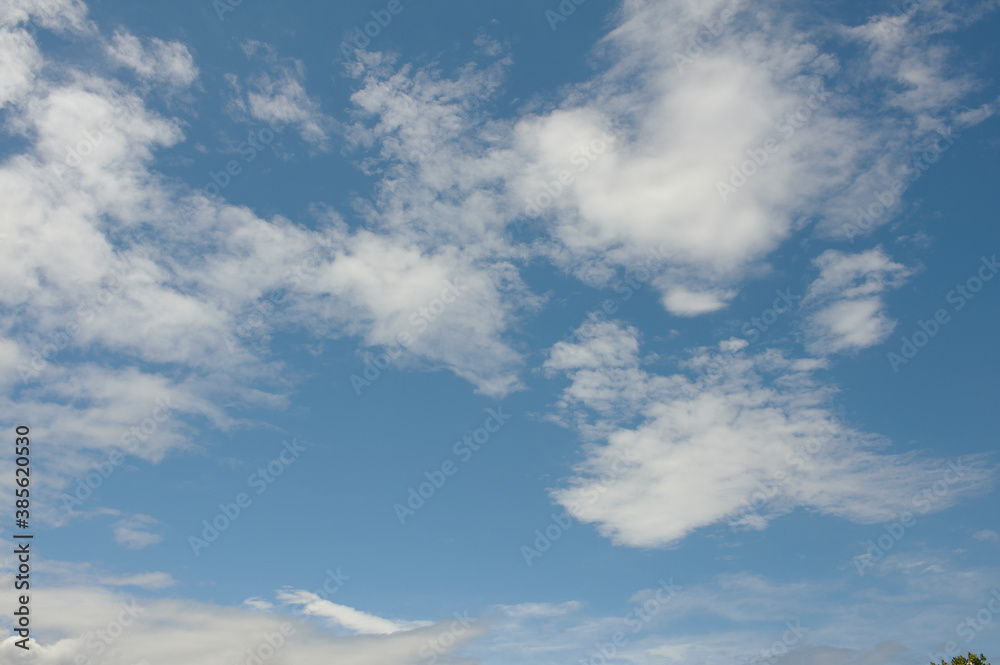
[1,0,999,663]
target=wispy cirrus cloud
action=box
[276,589,433,635]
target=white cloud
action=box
[0,0,91,36]
[803,248,912,354]
[496,601,583,618]
[23,557,177,590]
[106,30,198,89]
[1,0,996,553]
[805,247,912,301]
[242,597,275,611]
[473,558,1000,665]
[808,298,896,353]
[0,23,43,107]
[0,586,483,664]
[229,41,337,147]
[98,571,177,589]
[329,0,998,322]
[661,287,733,317]
[0,12,534,524]
[842,0,992,118]
[112,514,163,549]
[544,321,994,548]
[276,589,432,635]
[291,229,529,397]
[973,529,1000,543]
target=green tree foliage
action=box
[936,653,991,665]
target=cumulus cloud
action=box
[662,287,734,317]
[503,0,992,302]
[334,0,996,319]
[544,321,994,547]
[0,11,534,521]
[803,247,912,353]
[1,0,996,567]
[106,30,198,89]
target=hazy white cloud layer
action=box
[0,586,483,664]
[472,556,1000,665]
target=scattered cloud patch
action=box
[229,41,337,147]
[112,514,163,549]
[106,30,198,89]
[803,248,912,354]
[544,321,994,547]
